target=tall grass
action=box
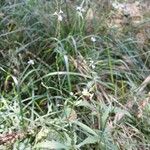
[0,0,150,149]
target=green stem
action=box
[107,48,114,84]
[64,0,70,27]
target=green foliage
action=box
[0,0,150,149]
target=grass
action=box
[0,0,150,149]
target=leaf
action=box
[101,106,111,130]
[34,140,68,149]
[74,100,83,106]
[86,8,94,21]
[114,107,132,118]
[64,132,72,145]
[77,136,98,148]
[138,75,150,92]
[0,13,4,17]
[114,107,132,123]
[63,107,77,121]
[73,121,97,136]
[11,75,18,86]
[0,67,7,73]
[75,100,95,111]
[35,127,49,143]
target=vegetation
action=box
[0,0,150,149]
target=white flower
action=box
[89,60,96,69]
[59,9,63,14]
[70,92,74,96]
[82,88,91,97]
[76,6,85,12]
[82,88,94,100]
[90,60,94,64]
[53,10,64,22]
[112,2,119,9]
[28,59,34,65]
[58,15,63,21]
[91,36,96,42]
[112,2,125,11]
[91,64,95,69]
[53,12,58,16]
[76,6,85,19]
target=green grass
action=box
[0,0,150,149]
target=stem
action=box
[107,48,114,84]
[17,84,24,128]
[64,0,70,26]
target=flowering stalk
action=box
[64,0,70,27]
[53,10,63,37]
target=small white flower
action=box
[53,11,58,16]
[112,2,125,10]
[82,88,91,97]
[56,104,61,107]
[76,6,81,11]
[28,59,34,65]
[89,60,96,69]
[59,9,63,14]
[76,6,85,12]
[70,92,74,96]
[90,60,94,64]
[112,2,119,9]
[91,36,96,42]
[58,15,63,21]
[53,10,63,22]
[76,6,85,19]
[91,64,95,69]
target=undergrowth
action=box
[0,0,150,149]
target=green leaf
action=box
[75,100,95,110]
[101,106,111,130]
[73,121,97,136]
[114,107,132,118]
[64,132,72,145]
[77,136,98,148]
[34,140,68,149]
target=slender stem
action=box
[64,0,70,26]
[17,84,24,128]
